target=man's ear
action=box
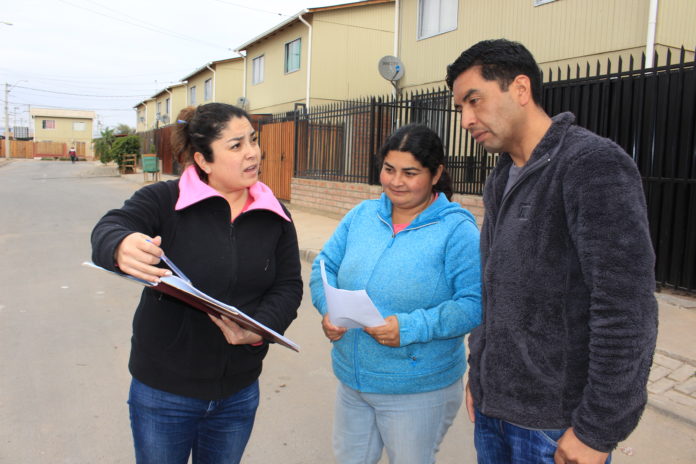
[513,75,533,106]
[193,152,210,174]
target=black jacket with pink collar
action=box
[91,171,302,400]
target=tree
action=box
[115,123,135,135]
[93,128,116,164]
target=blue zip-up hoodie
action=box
[310,192,482,394]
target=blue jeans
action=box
[333,380,463,464]
[474,409,611,464]
[128,377,259,464]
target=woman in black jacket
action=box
[91,103,303,464]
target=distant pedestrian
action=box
[310,123,482,464]
[446,39,658,464]
[68,146,77,163]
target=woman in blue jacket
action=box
[310,124,481,464]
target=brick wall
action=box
[291,178,485,226]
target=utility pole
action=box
[4,82,9,159]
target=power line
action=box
[13,85,150,98]
[56,0,232,51]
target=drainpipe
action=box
[298,10,312,108]
[241,52,247,101]
[645,0,659,68]
[393,0,399,57]
[393,0,400,98]
[206,63,216,101]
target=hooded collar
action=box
[175,165,291,222]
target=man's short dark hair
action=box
[446,39,543,105]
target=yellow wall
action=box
[215,60,245,105]
[32,115,94,157]
[152,85,187,126]
[186,70,214,106]
[33,117,92,143]
[398,0,696,89]
[245,22,309,112]
[311,3,394,101]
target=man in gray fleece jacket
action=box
[446,39,658,464]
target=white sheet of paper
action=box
[320,260,386,329]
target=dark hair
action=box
[377,123,453,200]
[445,39,543,105]
[171,102,250,182]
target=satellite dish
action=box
[378,55,405,82]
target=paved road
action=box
[0,160,694,463]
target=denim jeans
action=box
[128,377,259,464]
[474,409,611,464]
[333,380,463,464]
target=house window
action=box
[189,86,197,105]
[285,38,301,73]
[418,0,458,39]
[204,78,213,101]
[73,121,86,131]
[252,55,264,84]
[157,101,162,116]
[166,97,171,114]
[42,119,55,129]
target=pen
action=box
[146,239,191,284]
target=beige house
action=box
[30,108,96,158]
[181,57,245,109]
[134,99,155,133]
[396,0,696,91]
[235,0,395,114]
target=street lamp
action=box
[4,80,27,159]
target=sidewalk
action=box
[117,164,696,429]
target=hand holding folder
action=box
[83,260,300,352]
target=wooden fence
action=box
[0,141,87,159]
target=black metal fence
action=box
[543,49,696,293]
[274,48,695,293]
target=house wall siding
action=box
[246,22,309,112]
[399,0,695,89]
[312,3,394,101]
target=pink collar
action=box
[175,165,291,222]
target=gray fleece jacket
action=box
[468,112,658,452]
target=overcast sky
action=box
[1,0,350,135]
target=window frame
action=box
[189,86,197,106]
[417,0,458,40]
[42,119,56,129]
[72,121,86,131]
[284,38,301,74]
[204,78,213,101]
[252,55,265,85]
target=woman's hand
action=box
[322,314,347,342]
[208,314,263,345]
[364,315,400,347]
[114,233,172,283]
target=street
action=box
[0,160,694,463]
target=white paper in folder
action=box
[320,260,386,329]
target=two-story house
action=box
[30,108,96,159]
[235,0,395,114]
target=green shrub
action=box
[111,136,141,166]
